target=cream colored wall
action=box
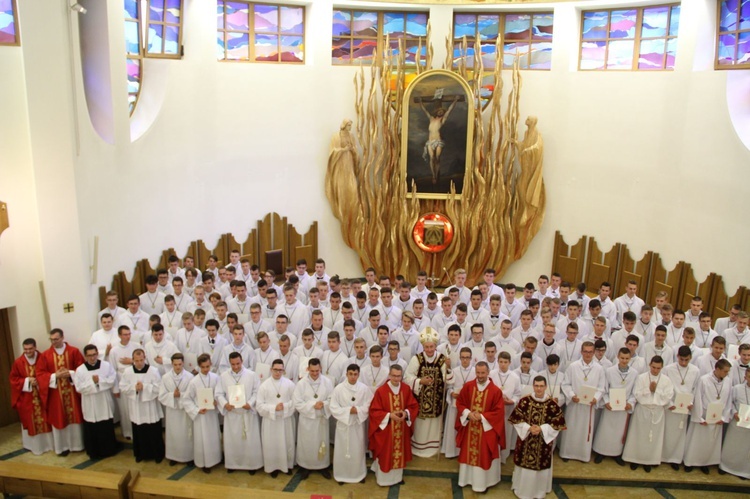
[0,0,748,352]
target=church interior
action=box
[1,0,750,497]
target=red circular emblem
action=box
[412,213,454,253]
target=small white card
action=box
[609,388,627,411]
[401,346,412,361]
[184,353,198,373]
[738,404,750,429]
[520,385,533,397]
[298,357,311,379]
[577,384,597,405]
[673,392,693,414]
[255,363,271,381]
[197,387,214,410]
[705,401,724,424]
[471,347,484,364]
[727,344,740,362]
[227,384,246,408]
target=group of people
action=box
[9,257,750,498]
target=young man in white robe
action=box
[559,341,606,462]
[321,331,350,386]
[293,358,334,480]
[109,326,137,439]
[89,314,118,362]
[139,275,166,315]
[661,345,700,469]
[592,348,638,465]
[144,324,179,377]
[159,296,183,339]
[714,305,740,336]
[119,349,164,462]
[73,345,119,459]
[489,351,521,463]
[442,347,476,458]
[256,358,297,477]
[182,354,222,473]
[293,329,324,365]
[720,367,750,479]
[218,325,255,374]
[730,344,750,387]
[695,336,727,376]
[682,358,733,474]
[330,363,374,484]
[724,311,750,346]
[157,353,194,466]
[642,325,674,369]
[196,319,227,373]
[360,345,389,392]
[622,355,674,472]
[244,304,272,349]
[119,295,151,345]
[98,291,126,324]
[217,351,262,474]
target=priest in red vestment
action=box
[40,328,85,455]
[10,338,53,454]
[368,364,420,486]
[455,361,505,493]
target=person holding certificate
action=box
[592,348,638,465]
[622,355,674,472]
[256,359,297,477]
[217,352,262,474]
[158,353,194,466]
[683,359,732,474]
[719,367,750,479]
[662,345,700,470]
[182,353,222,473]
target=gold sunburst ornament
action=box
[325,29,545,286]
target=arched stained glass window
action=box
[125,0,142,115]
[716,0,750,68]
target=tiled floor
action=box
[0,423,747,498]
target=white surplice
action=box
[592,365,638,457]
[559,359,605,462]
[293,374,334,470]
[329,380,373,483]
[720,383,750,478]
[216,367,263,471]
[622,371,674,465]
[661,362,700,463]
[256,376,297,473]
[442,365,476,458]
[683,373,732,466]
[182,372,222,468]
[157,368,194,463]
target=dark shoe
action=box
[594,454,603,464]
[360,478,365,484]
[59,450,70,457]
[227,469,235,474]
[718,468,727,475]
[299,469,310,480]
[685,466,693,473]
[644,466,652,473]
[561,457,569,462]
[670,463,679,471]
[155,458,163,464]
[320,469,331,479]
[202,467,211,474]
[398,480,405,485]
[615,457,626,466]
[630,464,638,470]
[700,466,710,475]
[248,470,256,475]
[338,481,345,486]
[169,460,177,466]
[135,457,143,463]
[271,470,279,478]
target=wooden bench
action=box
[127,470,338,499]
[0,461,130,499]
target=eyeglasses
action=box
[271,368,284,373]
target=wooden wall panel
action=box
[584,238,621,293]
[241,230,257,265]
[676,268,718,313]
[294,245,314,270]
[647,255,685,307]
[616,246,654,300]
[709,277,746,320]
[188,240,212,271]
[551,231,587,285]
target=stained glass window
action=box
[332,9,429,66]
[452,12,554,70]
[0,0,19,46]
[217,1,304,63]
[146,0,183,57]
[580,4,680,71]
[717,0,750,68]
[125,0,142,115]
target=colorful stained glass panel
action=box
[607,39,634,68]
[638,38,665,69]
[718,33,737,64]
[582,11,608,40]
[352,11,377,37]
[332,10,350,37]
[164,24,179,54]
[532,14,554,41]
[384,12,405,37]
[739,31,750,63]
[281,35,303,62]
[254,4,277,33]
[351,37,376,62]
[504,42,529,69]
[477,14,499,41]
[124,0,138,20]
[609,10,637,39]
[666,37,677,69]
[480,41,497,69]
[125,21,140,54]
[504,14,531,41]
[406,13,427,37]
[0,0,16,44]
[641,6,668,38]
[217,1,224,29]
[454,14,476,39]
[280,6,303,35]
[580,40,606,70]
[529,42,552,69]
[669,6,681,36]
[216,32,226,59]
[165,0,181,23]
[741,0,750,29]
[255,33,278,61]
[226,2,249,31]
[227,31,249,60]
[149,0,164,22]
[721,0,738,31]
[147,24,163,53]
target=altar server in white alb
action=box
[442,347,476,458]
[330,363,374,484]
[256,359,297,478]
[559,341,605,462]
[119,349,164,463]
[144,324,179,377]
[293,358,334,480]
[661,345,700,469]
[682,358,733,474]
[109,326,137,439]
[182,353,222,473]
[720,367,750,479]
[73,345,120,459]
[217,351,263,474]
[622,355,674,472]
[158,353,194,466]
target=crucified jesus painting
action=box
[420,95,459,185]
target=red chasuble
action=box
[368,382,420,473]
[40,344,85,429]
[10,354,51,436]
[455,379,505,470]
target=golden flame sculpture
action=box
[326,28,545,286]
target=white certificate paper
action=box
[471,347,484,364]
[727,344,740,362]
[298,357,311,379]
[737,404,750,429]
[705,401,724,424]
[227,384,246,408]
[197,387,214,410]
[255,363,270,382]
[184,353,198,373]
[609,388,626,411]
[673,392,693,415]
[578,385,597,405]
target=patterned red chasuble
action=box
[26,363,49,435]
[389,391,406,468]
[467,387,487,467]
[46,348,84,427]
[415,353,446,418]
[508,396,566,471]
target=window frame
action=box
[715,0,750,70]
[216,1,306,64]
[126,0,143,116]
[0,0,21,47]
[578,4,680,72]
[144,0,184,59]
[331,9,429,67]
[451,11,555,71]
